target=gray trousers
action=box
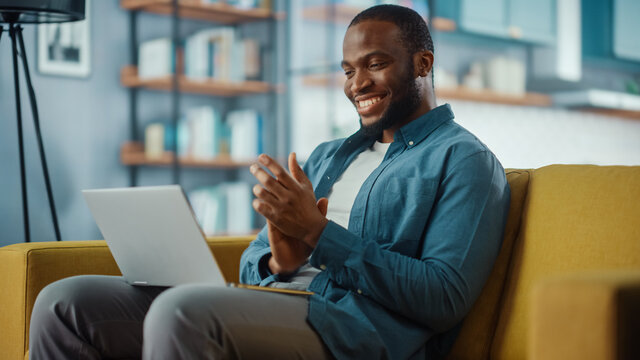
[29,275,333,359]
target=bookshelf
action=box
[120,142,254,168]
[120,0,273,23]
[576,107,640,120]
[436,87,552,107]
[301,3,455,32]
[300,72,552,107]
[121,0,281,235]
[120,65,273,96]
[121,0,279,181]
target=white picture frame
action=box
[38,0,91,78]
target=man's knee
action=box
[144,284,208,333]
[32,276,92,327]
[31,275,128,336]
[30,275,108,353]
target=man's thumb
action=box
[316,197,328,217]
[289,152,311,186]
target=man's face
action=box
[342,20,421,138]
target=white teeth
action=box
[358,97,381,108]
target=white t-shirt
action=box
[325,141,391,228]
[268,141,391,291]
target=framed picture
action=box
[38,0,91,77]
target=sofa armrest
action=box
[531,271,640,360]
[0,236,254,360]
[0,241,120,360]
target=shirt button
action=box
[357,289,362,294]
[320,264,327,270]
[326,176,330,180]
[408,141,414,146]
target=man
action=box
[29,4,509,359]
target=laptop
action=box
[83,185,311,295]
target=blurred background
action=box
[1,0,639,246]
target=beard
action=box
[359,64,422,139]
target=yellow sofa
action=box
[1,165,639,360]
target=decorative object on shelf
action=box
[0,0,86,242]
[37,0,90,77]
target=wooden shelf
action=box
[437,87,552,107]
[300,73,551,107]
[120,66,273,96]
[576,107,640,120]
[120,0,274,24]
[302,3,364,24]
[121,142,255,168]
[301,4,454,32]
[301,72,345,87]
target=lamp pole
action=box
[8,22,31,242]
[3,20,62,242]
[1,1,85,243]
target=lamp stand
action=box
[3,22,61,242]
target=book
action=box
[226,109,262,161]
[188,106,224,159]
[187,182,254,236]
[188,186,226,236]
[223,182,253,235]
[144,123,165,159]
[184,26,260,82]
[138,37,174,79]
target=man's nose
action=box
[350,71,373,94]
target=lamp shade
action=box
[0,0,85,24]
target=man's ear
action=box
[414,50,434,78]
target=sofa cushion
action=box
[446,169,531,359]
[491,165,640,360]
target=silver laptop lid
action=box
[83,185,226,287]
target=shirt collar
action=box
[394,103,454,147]
[344,103,454,150]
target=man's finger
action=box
[252,184,278,205]
[252,198,276,220]
[317,197,328,217]
[257,154,298,190]
[250,164,288,199]
[289,152,313,187]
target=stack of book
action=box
[188,182,254,235]
[179,106,225,159]
[184,27,261,82]
[137,28,260,82]
[143,107,262,162]
[227,109,263,161]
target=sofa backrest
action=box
[490,165,640,359]
[446,169,531,359]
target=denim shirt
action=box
[240,104,511,359]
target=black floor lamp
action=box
[0,0,85,242]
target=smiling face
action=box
[342,20,431,141]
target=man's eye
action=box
[344,70,354,77]
[370,62,385,69]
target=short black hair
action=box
[348,4,434,56]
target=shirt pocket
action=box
[378,177,437,249]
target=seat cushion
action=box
[491,165,640,360]
[446,169,531,359]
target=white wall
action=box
[449,100,640,168]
